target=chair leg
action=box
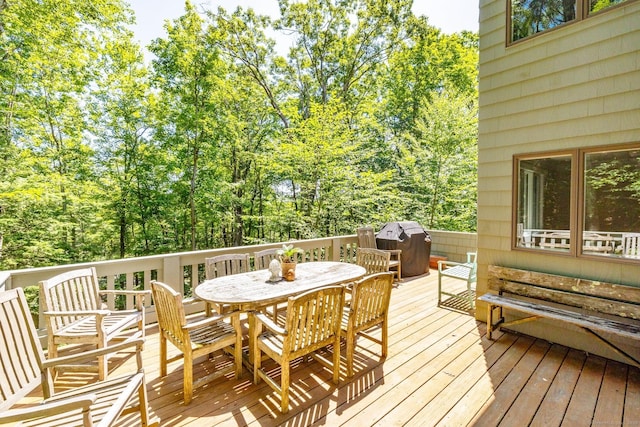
[281,361,290,414]
[346,334,355,377]
[137,373,151,427]
[98,341,107,381]
[184,351,193,404]
[159,334,168,377]
[381,318,388,359]
[252,320,262,385]
[48,337,58,380]
[138,314,146,350]
[233,316,242,379]
[332,336,340,384]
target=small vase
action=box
[281,262,296,281]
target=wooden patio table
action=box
[194,261,367,366]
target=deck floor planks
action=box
[407,336,528,426]
[28,270,640,427]
[338,319,483,426]
[529,349,586,427]
[623,367,640,426]
[465,335,538,427]
[430,330,517,427]
[498,344,569,426]
[260,305,476,426]
[592,360,628,426]
[472,339,552,426]
[561,355,607,426]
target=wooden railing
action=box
[0,230,479,336]
[0,235,359,329]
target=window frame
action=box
[507,0,637,45]
[512,142,640,263]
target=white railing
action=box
[517,229,634,255]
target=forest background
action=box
[0,0,478,270]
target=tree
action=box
[150,1,224,251]
[398,91,478,231]
[92,36,165,257]
[0,0,135,268]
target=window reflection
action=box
[584,148,640,258]
[516,155,572,251]
[511,0,577,42]
[590,0,627,14]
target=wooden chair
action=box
[254,248,280,270]
[0,288,155,426]
[341,272,394,377]
[357,226,402,281]
[39,267,149,380]
[150,280,242,405]
[437,252,477,309]
[356,247,391,275]
[252,285,345,413]
[203,253,251,315]
[254,247,282,321]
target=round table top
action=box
[194,261,366,308]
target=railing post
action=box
[162,255,183,294]
[331,237,341,261]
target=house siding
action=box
[477,0,640,361]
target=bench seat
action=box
[480,293,640,340]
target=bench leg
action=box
[486,304,494,340]
[486,304,504,340]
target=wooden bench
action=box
[479,265,640,367]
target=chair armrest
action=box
[44,309,111,317]
[41,335,145,370]
[184,310,239,331]
[438,260,467,272]
[99,289,151,296]
[384,249,402,257]
[0,394,96,424]
[100,289,150,310]
[254,312,287,336]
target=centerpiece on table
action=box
[277,244,303,281]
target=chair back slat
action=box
[357,226,377,249]
[0,288,45,410]
[254,248,279,270]
[284,286,344,354]
[150,281,187,347]
[40,267,101,330]
[205,254,251,279]
[356,248,391,275]
[350,272,393,329]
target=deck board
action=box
[28,269,640,426]
[530,349,586,427]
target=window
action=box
[515,153,573,253]
[590,0,629,14]
[513,144,640,261]
[511,0,577,42]
[509,0,635,43]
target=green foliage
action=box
[0,0,479,270]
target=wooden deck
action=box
[38,269,640,426]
